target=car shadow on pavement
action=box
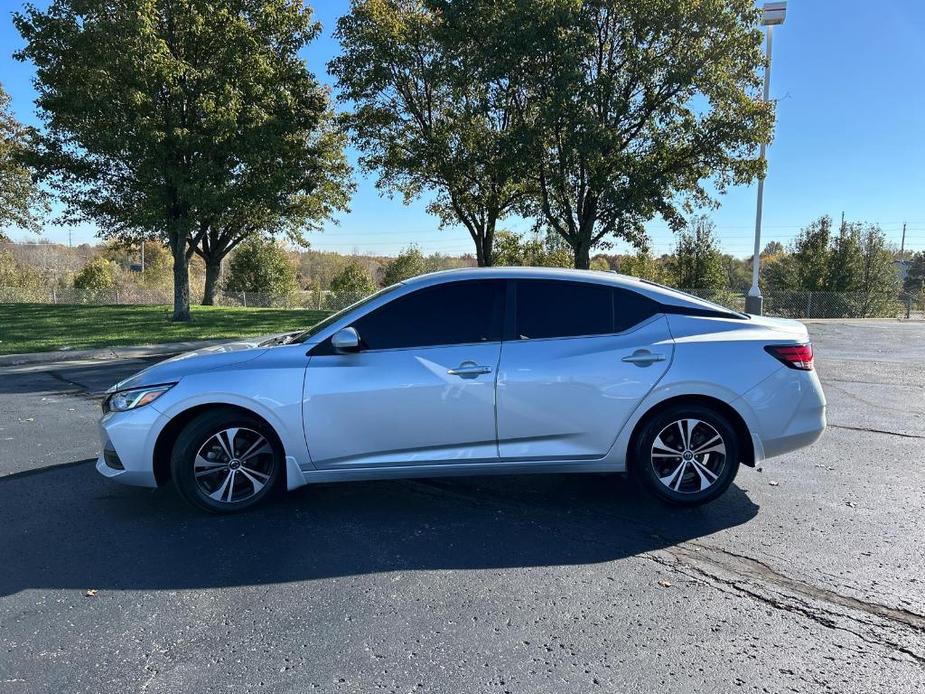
[0,460,758,597]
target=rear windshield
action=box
[639,280,748,318]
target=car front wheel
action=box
[631,404,740,506]
[171,408,283,513]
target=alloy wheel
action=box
[650,418,727,494]
[193,427,275,504]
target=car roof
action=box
[401,267,742,316]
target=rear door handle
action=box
[621,350,667,366]
[448,361,493,378]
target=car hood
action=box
[107,338,273,393]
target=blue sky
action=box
[2,0,924,257]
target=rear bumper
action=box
[735,366,827,462]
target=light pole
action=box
[746,1,787,316]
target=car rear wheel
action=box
[631,404,740,506]
[171,409,283,513]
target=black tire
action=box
[630,403,740,507]
[170,408,284,513]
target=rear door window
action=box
[515,280,658,339]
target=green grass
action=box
[0,304,333,355]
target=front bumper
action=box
[95,405,168,488]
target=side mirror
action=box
[331,327,361,354]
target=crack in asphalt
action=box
[405,478,925,665]
[45,370,107,398]
[670,543,925,629]
[828,424,925,440]
[648,549,925,666]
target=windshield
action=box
[291,284,402,344]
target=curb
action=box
[0,339,233,368]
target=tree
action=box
[827,222,864,292]
[618,247,669,283]
[1,82,47,232]
[15,0,344,321]
[330,260,377,294]
[0,248,45,291]
[904,252,925,295]
[382,246,427,285]
[194,110,353,306]
[491,230,572,268]
[331,0,530,266]
[670,216,726,290]
[517,0,772,267]
[73,257,119,292]
[721,254,751,291]
[790,216,833,291]
[857,225,899,296]
[224,239,298,298]
[762,240,786,257]
[589,256,611,272]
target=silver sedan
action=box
[97,268,826,513]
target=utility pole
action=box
[746,2,788,316]
[900,222,907,257]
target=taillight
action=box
[765,343,814,371]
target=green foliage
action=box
[792,218,834,291]
[15,0,349,320]
[382,246,427,284]
[589,257,612,272]
[0,83,47,232]
[762,241,786,257]
[73,257,119,292]
[138,242,174,291]
[721,254,752,291]
[0,248,45,290]
[670,217,726,290]
[330,260,377,294]
[827,224,864,292]
[857,225,900,296]
[618,249,669,283]
[904,252,925,295]
[491,230,572,268]
[331,0,530,265]
[224,239,299,300]
[516,0,773,266]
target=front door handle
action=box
[621,350,667,366]
[448,361,493,378]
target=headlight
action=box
[104,384,175,413]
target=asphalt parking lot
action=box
[1,320,923,693]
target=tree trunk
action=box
[171,236,191,322]
[202,258,222,306]
[573,240,591,269]
[478,233,494,267]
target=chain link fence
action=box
[2,284,923,319]
[0,286,370,311]
[683,289,924,319]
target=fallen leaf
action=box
[769,480,779,486]
[658,580,673,588]
[85,589,98,597]
[845,501,856,508]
